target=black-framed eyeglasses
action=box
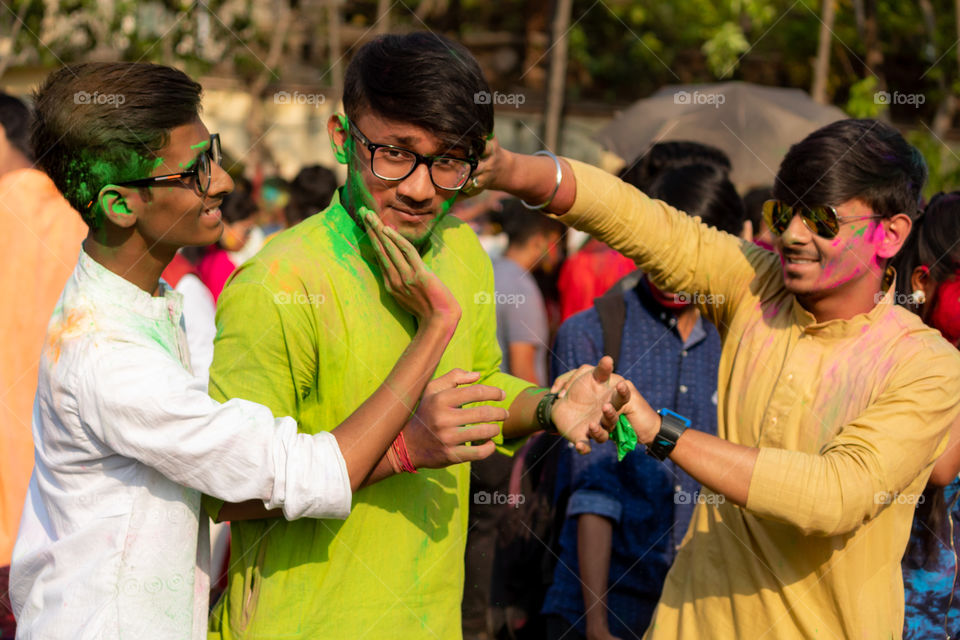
[762,199,882,239]
[349,122,477,191]
[85,134,222,210]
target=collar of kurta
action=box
[77,249,184,325]
[791,266,898,338]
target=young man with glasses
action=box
[11,61,482,639]
[205,32,616,640]
[474,118,960,638]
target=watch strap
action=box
[646,408,690,460]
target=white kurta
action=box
[11,250,352,639]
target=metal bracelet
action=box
[521,150,563,210]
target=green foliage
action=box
[908,130,960,199]
[702,21,750,78]
[845,76,881,118]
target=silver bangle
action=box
[521,150,563,210]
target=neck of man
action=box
[0,145,31,177]
[798,264,886,323]
[673,304,699,342]
[504,243,541,272]
[83,228,176,296]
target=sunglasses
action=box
[762,200,882,239]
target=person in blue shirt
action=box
[541,145,747,640]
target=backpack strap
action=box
[594,291,626,369]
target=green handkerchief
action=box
[613,414,638,461]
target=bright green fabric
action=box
[204,192,532,639]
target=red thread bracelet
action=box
[391,432,418,474]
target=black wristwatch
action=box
[536,392,560,434]
[645,408,690,460]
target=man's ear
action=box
[327,114,349,164]
[97,186,137,229]
[877,213,912,260]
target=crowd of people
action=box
[0,29,959,640]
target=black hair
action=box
[774,119,927,220]
[220,176,257,224]
[285,164,338,226]
[32,62,202,229]
[619,141,732,191]
[893,191,960,310]
[641,164,746,235]
[0,92,33,161]
[343,32,493,158]
[492,198,566,247]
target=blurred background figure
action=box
[896,191,960,640]
[541,142,745,640]
[187,177,258,302]
[160,250,217,386]
[742,186,775,249]
[463,201,565,640]
[0,92,86,638]
[492,200,566,386]
[283,164,338,228]
[556,237,635,322]
[256,175,290,237]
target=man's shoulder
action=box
[881,305,960,364]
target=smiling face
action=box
[329,111,467,248]
[100,119,234,260]
[774,198,911,318]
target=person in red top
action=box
[557,238,636,321]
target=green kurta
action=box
[205,192,532,639]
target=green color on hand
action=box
[613,414,638,461]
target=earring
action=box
[911,289,927,305]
